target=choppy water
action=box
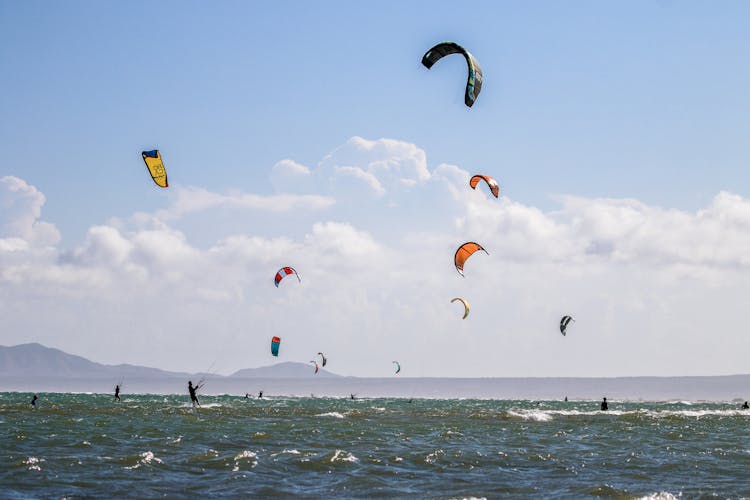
[1,393,749,498]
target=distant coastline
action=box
[2,343,748,400]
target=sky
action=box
[1,1,750,377]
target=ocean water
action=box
[1,393,749,498]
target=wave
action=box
[501,408,750,421]
[316,412,344,418]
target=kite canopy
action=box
[454,242,488,276]
[274,267,301,287]
[560,316,575,336]
[421,41,483,107]
[141,150,168,188]
[309,361,319,374]
[318,352,327,367]
[451,297,470,319]
[469,174,499,198]
[392,361,401,375]
[271,336,281,356]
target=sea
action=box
[1,393,749,498]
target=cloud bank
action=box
[2,140,749,378]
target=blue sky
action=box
[2,1,750,377]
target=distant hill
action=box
[232,361,341,379]
[0,343,340,380]
[0,343,187,379]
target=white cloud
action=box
[157,185,335,220]
[0,176,60,247]
[270,159,313,193]
[3,139,750,378]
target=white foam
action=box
[638,492,679,500]
[331,450,358,463]
[232,450,258,471]
[506,410,553,422]
[23,457,43,471]
[317,412,345,418]
[125,451,163,470]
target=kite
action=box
[392,361,401,375]
[141,150,168,188]
[451,297,470,319]
[454,242,488,276]
[274,267,301,287]
[469,174,499,198]
[421,41,483,107]
[310,361,319,374]
[560,316,575,336]
[271,336,281,356]
[318,352,327,367]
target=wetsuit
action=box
[188,382,200,407]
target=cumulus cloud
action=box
[0,176,60,247]
[3,139,750,377]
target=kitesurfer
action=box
[564,396,568,402]
[742,401,749,409]
[30,394,38,408]
[258,390,263,399]
[188,381,201,407]
[244,393,249,399]
[600,397,609,411]
[350,393,356,400]
[114,385,121,402]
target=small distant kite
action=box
[469,174,499,198]
[309,361,319,374]
[454,242,488,277]
[318,352,327,367]
[451,297,470,319]
[141,150,168,188]
[274,267,301,287]
[421,41,483,107]
[392,361,401,375]
[271,336,281,356]
[560,316,575,336]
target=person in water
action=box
[188,381,201,407]
[30,394,38,408]
[742,401,749,409]
[350,393,356,400]
[114,384,121,402]
[258,390,263,399]
[600,397,609,411]
[564,396,568,402]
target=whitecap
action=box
[331,450,358,463]
[271,449,301,457]
[638,492,679,500]
[232,450,258,471]
[125,451,163,470]
[23,457,43,471]
[506,410,553,422]
[317,412,344,418]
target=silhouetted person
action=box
[350,393,356,400]
[564,396,568,402]
[114,385,121,402]
[742,401,749,410]
[258,390,263,399]
[600,397,609,411]
[30,394,38,408]
[244,393,249,399]
[188,381,201,407]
